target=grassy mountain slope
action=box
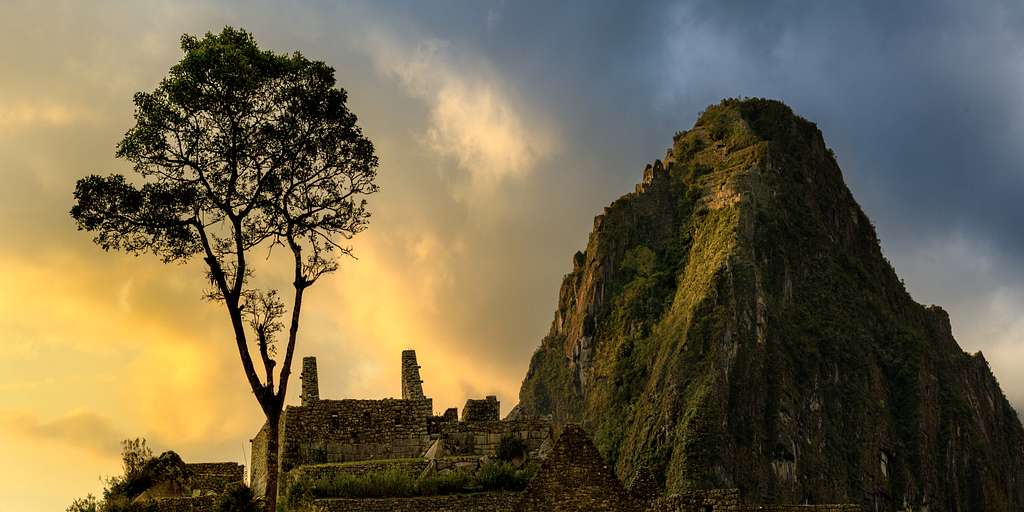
[512,99,1024,511]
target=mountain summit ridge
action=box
[512,98,1024,511]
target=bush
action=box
[496,435,528,463]
[107,450,190,500]
[415,470,471,495]
[66,495,100,512]
[217,483,260,512]
[477,461,534,491]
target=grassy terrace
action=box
[284,459,536,508]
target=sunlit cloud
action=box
[324,229,519,412]
[977,289,1024,410]
[0,409,123,458]
[0,247,261,452]
[363,34,559,196]
[0,100,91,131]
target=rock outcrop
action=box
[513,98,1024,511]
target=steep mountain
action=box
[511,99,1024,511]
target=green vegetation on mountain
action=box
[512,98,1024,511]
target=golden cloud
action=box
[363,35,559,196]
[0,409,128,461]
[324,229,521,413]
[0,100,92,132]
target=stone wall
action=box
[301,356,319,406]
[401,350,426,400]
[186,462,244,493]
[151,495,219,512]
[427,409,459,434]
[280,398,434,472]
[253,395,547,498]
[742,506,861,511]
[250,421,271,497]
[436,417,551,457]
[647,490,862,512]
[461,396,499,421]
[305,492,521,512]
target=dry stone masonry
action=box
[250,350,553,500]
[300,356,319,406]
[401,349,426,400]
[461,396,499,421]
[187,462,245,494]
[518,424,642,512]
[307,492,521,512]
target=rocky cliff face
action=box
[512,99,1024,511]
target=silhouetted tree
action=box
[70,27,378,511]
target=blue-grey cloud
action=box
[348,0,1024,405]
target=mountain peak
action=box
[514,99,1024,510]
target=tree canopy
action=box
[70,25,378,415]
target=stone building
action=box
[249,350,552,498]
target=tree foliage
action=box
[70,26,378,412]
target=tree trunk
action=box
[264,413,281,512]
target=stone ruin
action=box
[126,460,245,511]
[249,350,552,500]
[248,350,864,512]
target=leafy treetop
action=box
[70,27,379,415]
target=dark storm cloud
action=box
[360,0,1024,402]
[360,0,1024,266]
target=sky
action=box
[3,1,1024,510]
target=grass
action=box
[284,462,536,507]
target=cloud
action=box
[0,100,91,131]
[0,409,123,458]
[890,230,1024,411]
[657,4,754,107]
[976,289,1024,411]
[321,228,520,413]
[362,33,558,196]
